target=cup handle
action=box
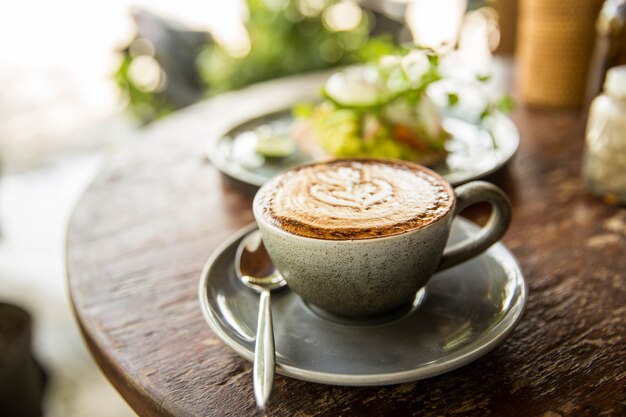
[436,181,512,272]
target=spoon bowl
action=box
[236,230,286,291]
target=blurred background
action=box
[1,0,623,415]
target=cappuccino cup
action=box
[253,159,511,317]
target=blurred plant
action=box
[115,1,400,123]
[199,0,398,92]
[115,10,210,123]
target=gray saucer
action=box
[199,219,527,386]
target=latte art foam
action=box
[256,160,453,239]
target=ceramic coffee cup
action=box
[253,160,512,317]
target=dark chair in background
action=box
[0,303,47,417]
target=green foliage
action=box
[292,102,315,118]
[447,92,459,106]
[116,0,400,122]
[476,73,492,83]
[198,0,399,93]
[356,35,403,62]
[495,94,515,112]
[114,53,175,123]
[320,51,443,113]
[478,94,516,148]
[480,94,516,121]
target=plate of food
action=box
[206,50,519,187]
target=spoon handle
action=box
[254,288,275,409]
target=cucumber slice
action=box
[255,133,296,158]
[324,67,384,107]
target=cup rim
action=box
[253,158,456,242]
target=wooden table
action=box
[68,71,626,416]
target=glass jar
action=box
[583,65,626,205]
[585,0,626,109]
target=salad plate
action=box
[199,219,527,386]
[206,51,519,187]
[207,106,519,187]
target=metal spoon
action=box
[235,230,287,409]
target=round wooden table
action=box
[68,73,626,416]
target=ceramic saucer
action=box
[199,219,527,386]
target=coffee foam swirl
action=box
[256,160,453,240]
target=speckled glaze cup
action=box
[253,163,512,317]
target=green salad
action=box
[294,49,450,166]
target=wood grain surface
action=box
[67,70,626,416]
